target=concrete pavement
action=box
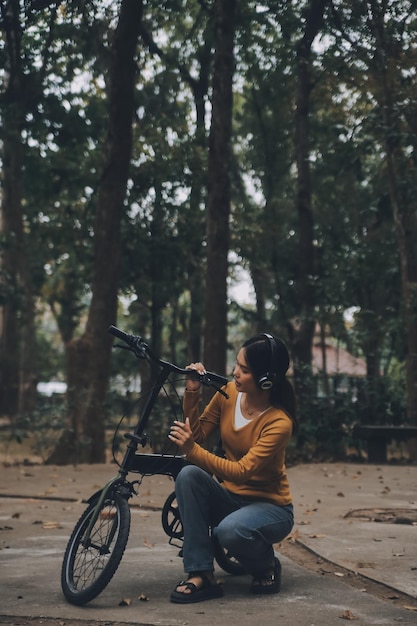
[1,461,416,625]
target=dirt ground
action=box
[0,618,140,626]
[2,430,417,626]
[278,539,417,610]
[1,540,416,626]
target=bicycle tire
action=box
[61,491,131,605]
[161,491,183,539]
[212,535,246,576]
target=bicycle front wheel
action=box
[61,491,131,605]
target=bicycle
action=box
[61,325,245,606]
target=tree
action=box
[329,0,417,424]
[134,0,215,361]
[367,0,417,424]
[0,0,60,418]
[204,0,237,375]
[47,0,143,464]
[288,0,329,406]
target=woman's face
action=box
[233,348,258,394]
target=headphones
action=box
[257,333,278,390]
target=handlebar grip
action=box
[204,371,228,387]
[108,325,130,342]
[108,325,149,359]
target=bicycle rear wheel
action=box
[161,491,183,539]
[212,535,246,576]
[61,490,131,605]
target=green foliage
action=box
[36,326,66,382]
[296,393,357,461]
[2,0,416,452]
[3,400,68,463]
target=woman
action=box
[168,333,297,604]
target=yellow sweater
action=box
[184,382,293,506]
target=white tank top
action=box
[234,392,252,429]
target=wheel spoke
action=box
[61,493,130,604]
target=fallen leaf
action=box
[42,521,62,529]
[334,572,345,577]
[403,605,417,612]
[339,609,358,620]
[119,597,131,606]
[138,593,149,601]
[356,562,375,569]
[12,513,21,519]
[286,530,299,542]
[100,509,116,520]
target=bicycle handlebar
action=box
[108,325,229,395]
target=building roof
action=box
[312,342,367,377]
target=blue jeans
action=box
[175,464,294,577]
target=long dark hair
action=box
[243,334,298,435]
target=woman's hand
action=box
[185,362,206,391]
[169,418,194,455]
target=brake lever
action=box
[200,373,229,399]
[214,385,229,399]
[113,341,147,359]
[113,343,134,352]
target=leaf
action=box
[356,561,375,569]
[100,509,116,520]
[42,521,62,529]
[339,609,359,620]
[287,529,299,541]
[119,597,131,606]
[403,605,417,612]
[143,537,155,548]
[138,593,149,602]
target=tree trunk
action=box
[368,1,417,425]
[0,0,47,418]
[290,0,328,403]
[186,92,209,362]
[203,0,236,376]
[138,15,214,363]
[47,0,143,464]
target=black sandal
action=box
[170,573,224,604]
[250,557,281,595]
